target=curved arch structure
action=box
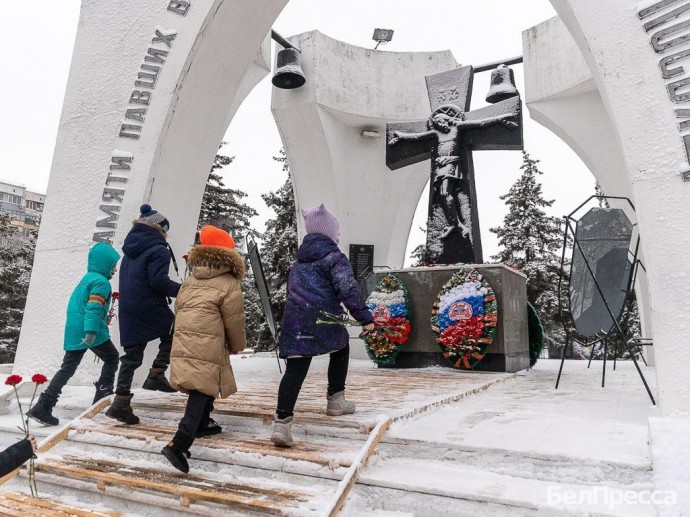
[525,1,690,415]
[15,0,287,381]
[271,31,458,268]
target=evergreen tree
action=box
[198,142,259,241]
[490,151,568,350]
[197,143,266,349]
[0,216,36,362]
[409,226,428,265]
[254,148,298,351]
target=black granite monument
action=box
[386,65,524,264]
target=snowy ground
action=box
[0,355,685,516]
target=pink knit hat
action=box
[301,204,340,244]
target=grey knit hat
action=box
[301,203,340,244]
[138,204,170,232]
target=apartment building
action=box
[0,180,46,235]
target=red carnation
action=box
[31,373,47,385]
[5,374,22,386]
[111,292,119,300]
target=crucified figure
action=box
[389,104,519,240]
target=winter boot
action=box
[161,432,192,474]
[105,394,140,425]
[326,391,355,416]
[27,393,59,426]
[270,416,294,448]
[161,444,191,474]
[142,368,176,393]
[195,418,222,438]
[92,382,114,405]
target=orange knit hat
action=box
[199,225,235,249]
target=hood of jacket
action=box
[122,222,167,259]
[187,245,245,280]
[296,233,339,263]
[87,242,120,278]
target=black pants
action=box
[276,345,350,420]
[174,390,215,450]
[44,339,119,401]
[115,330,173,396]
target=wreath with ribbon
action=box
[431,268,498,369]
[363,274,411,366]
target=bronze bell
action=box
[486,64,519,104]
[272,48,306,89]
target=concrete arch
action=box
[526,1,690,415]
[15,0,287,382]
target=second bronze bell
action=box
[272,48,306,90]
[486,64,519,104]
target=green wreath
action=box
[527,302,545,368]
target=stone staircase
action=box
[0,368,508,516]
[345,437,655,516]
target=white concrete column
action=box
[523,17,656,366]
[15,0,287,384]
[544,0,690,415]
[271,31,458,268]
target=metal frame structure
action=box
[555,195,655,404]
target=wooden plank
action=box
[1,492,120,516]
[35,460,305,514]
[73,422,355,467]
[38,398,111,454]
[60,455,312,501]
[327,416,392,517]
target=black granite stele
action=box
[372,264,529,373]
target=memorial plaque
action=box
[569,208,633,338]
[247,237,278,343]
[349,244,374,295]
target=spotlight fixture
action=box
[360,130,381,138]
[372,28,394,49]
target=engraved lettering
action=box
[167,0,191,16]
[96,205,120,228]
[135,64,160,88]
[153,28,177,48]
[110,154,132,171]
[102,188,126,204]
[130,90,151,106]
[125,108,147,123]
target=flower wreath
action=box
[363,274,411,366]
[431,268,498,369]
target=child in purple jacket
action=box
[271,204,374,448]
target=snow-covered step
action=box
[351,457,656,517]
[377,438,652,487]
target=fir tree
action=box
[197,143,266,349]
[490,151,568,351]
[254,148,298,351]
[0,216,36,362]
[198,142,259,242]
[409,226,428,265]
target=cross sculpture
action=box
[386,65,523,264]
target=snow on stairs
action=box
[345,438,656,516]
[1,368,509,516]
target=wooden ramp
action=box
[1,364,509,516]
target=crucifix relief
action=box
[386,65,523,264]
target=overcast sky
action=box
[0,1,594,262]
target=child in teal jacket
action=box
[27,242,121,426]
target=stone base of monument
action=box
[369,264,529,373]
